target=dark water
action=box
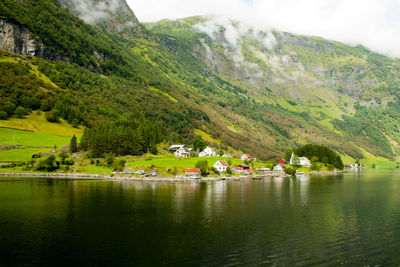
[1,170,400,266]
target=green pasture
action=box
[0,128,71,162]
[127,156,244,169]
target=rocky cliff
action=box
[0,18,44,56]
[0,19,65,61]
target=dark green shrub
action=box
[0,111,8,120]
[14,106,27,118]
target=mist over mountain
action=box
[1,0,399,162]
[129,0,400,58]
[59,0,144,36]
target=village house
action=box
[174,146,191,158]
[278,159,286,165]
[231,166,244,174]
[168,144,186,151]
[213,160,229,172]
[239,164,250,170]
[199,147,216,157]
[241,153,256,161]
[222,154,232,158]
[273,164,284,172]
[290,152,311,167]
[185,168,201,176]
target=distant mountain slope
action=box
[147,16,400,160]
[0,0,399,162]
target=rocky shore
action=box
[0,172,294,182]
[0,171,343,182]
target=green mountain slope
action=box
[147,16,400,161]
[1,0,399,162]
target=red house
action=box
[278,159,286,165]
[185,168,201,176]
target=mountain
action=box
[58,0,146,37]
[0,0,399,162]
[147,16,400,161]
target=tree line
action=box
[80,120,166,158]
[287,144,344,170]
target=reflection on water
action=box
[1,170,400,266]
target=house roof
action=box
[177,147,190,153]
[239,164,250,168]
[169,145,186,150]
[278,159,286,164]
[244,153,254,159]
[216,160,228,166]
[185,168,200,172]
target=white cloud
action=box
[127,0,400,58]
[60,0,123,24]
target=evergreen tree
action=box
[70,135,78,153]
[193,136,206,151]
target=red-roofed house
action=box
[241,153,256,161]
[213,160,229,172]
[278,159,286,165]
[185,168,201,176]
[231,166,244,174]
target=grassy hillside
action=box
[0,128,71,161]
[0,113,83,137]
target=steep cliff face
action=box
[0,19,65,61]
[58,0,145,37]
[0,19,44,56]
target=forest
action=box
[289,144,344,170]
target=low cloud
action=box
[60,0,122,24]
[127,0,400,58]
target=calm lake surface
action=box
[1,169,400,266]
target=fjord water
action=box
[1,170,400,266]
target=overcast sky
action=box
[127,0,400,58]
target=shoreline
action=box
[0,171,343,182]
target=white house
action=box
[174,146,191,158]
[222,154,232,158]
[290,152,311,167]
[199,147,216,157]
[241,153,256,161]
[214,160,228,172]
[273,164,284,172]
[168,144,185,151]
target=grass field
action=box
[0,113,83,137]
[76,165,113,174]
[0,128,71,162]
[0,166,38,173]
[127,156,246,169]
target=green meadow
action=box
[0,128,71,162]
[127,156,245,169]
